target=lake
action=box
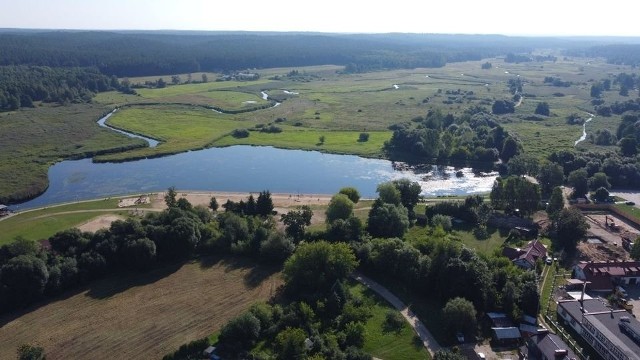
[13,146,498,210]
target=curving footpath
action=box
[352,272,441,356]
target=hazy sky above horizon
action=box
[1,0,639,37]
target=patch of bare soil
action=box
[577,241,629,262]
[76,214,125,233]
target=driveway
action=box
[611,191,640,208]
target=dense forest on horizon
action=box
[0,30,602,77]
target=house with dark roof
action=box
[502,239,547,270]
[558,298,640,360]
[520,330,578,360]
[573,260,640,292]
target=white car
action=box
[477,353,486,360]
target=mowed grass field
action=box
[0,256,281,360]
[0,198,149,244]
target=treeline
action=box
[0,31,538,77]
[385,109,519,164]
[577,44,640,66]
[0,189,294,313]
[0,65,126,110]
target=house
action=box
[502,239,547,270]
[558,298,640,360]
[520,330,578,360]
[573,260,640,292]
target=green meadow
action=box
[4,57,636,204]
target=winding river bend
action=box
[98,110,159,147]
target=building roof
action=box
[576,260,640,291]
[558,299,640,359]
[527,331,578,360]
[492,327,521,340]
[503,239,546,268]
[487,312,514,328]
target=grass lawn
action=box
[0,198,141,244]
[350,281,430,360]
[405,223,506,256]
[0,256,281,360]
[613,204,640,224]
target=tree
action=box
[431,214,453,231]
[392,179,422,218]
[171,75,181,84]
[442,297,477,336]
[376,183,401,206]
[589,172,611,190]
[201,73,208,83]
[358,132,370,142]
[555,207,589,251]
[156,78,166,88]
[319,135,325,144]
[546,187,564,220]
[481,62,492,69]
[568,169,589,198]
[508,154,539,177]
[325,194,354,223]
[259,232,295,263]
[534,102,550,116]
[537,162,564,195]
[492,99,515,114]
[122,238,156,270]
[367,200,410,238]
[17,344,45,360]
[593,187,610,202]
[283,241,358,299]
[256,190,274,216]
[619,136,638,157]
[209,197,219,211]
[500,136,520,162]
[434,350,465,360]
[339,187,361,203]
[164,186,178,208]
[0,255,49,307]
[281,206,313,243]
[275,327,307,360]
[218,312,261,356]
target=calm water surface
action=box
[14,146,497,210]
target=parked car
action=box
[477,353,486,360]
[626,201,636,206]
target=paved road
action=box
[352,272,441,356]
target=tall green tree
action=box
[256,191,274,216]
[325,194,355,223]
[367,199,410,238]
[164,186,178,208]
[546,187,564,220]
[568,169,589,198]
[281,206,313,243]
[442,297,477,336]
[283,241,358,300]
[537,162,564,195]
[555,207,589,251]
[338,187,361,203]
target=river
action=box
[574,113,594,146]
[12,146,498,210]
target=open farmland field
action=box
[0,256,281,360]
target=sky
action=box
[1,0,639,37]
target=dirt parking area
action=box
[611,191,640,208]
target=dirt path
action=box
[352,272,441,356]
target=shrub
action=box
[358,132,370,142]
[383,310,405,333]
[231,128,250,138]
[431,214,452,231]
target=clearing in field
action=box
[0,256,281,360]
